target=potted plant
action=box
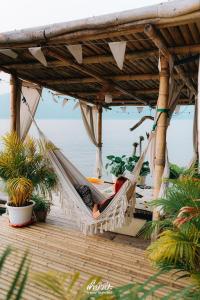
[32,194,51,222]
[0,132,57,227]
[105,155,126,182]
[125,155,150,185]
[106,154,150,184]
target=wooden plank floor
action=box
[0,205,187,300]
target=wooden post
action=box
[153,56,169,220]
[133,142,138,156]
[10,75,19,133]
[97,105,103,178]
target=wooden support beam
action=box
[3,43,200,70]
[40,72,195,85]
[144,23,197,96]
[153,56,169,222]
[10,75,20,133]
[47,49,149,106]
[97,105,103,179]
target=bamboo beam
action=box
[3,43,200,71]
[47,49,149,106]
[97,105,103,179]
[0,0,199,47]
[40,72,196,85]
[153,56,169,222]
[10,75,19,133]
[102,98,192,106]
[144,23,197,96]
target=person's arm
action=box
[92,204,100,218]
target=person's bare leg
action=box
[93,204,100,218]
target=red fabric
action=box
[114,176,127,193]
[98,176,127,212]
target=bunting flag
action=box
[51,93,58,103]
[0,49,18,59]
[105,93,112,103]
[121,106,126,113]
[109,41,126,70]
[175,105,180,113]
[62,98,68,107]
[137,107,143,113]
[73,101,80,110]
[66,44,83,64]
[28,47,47,66]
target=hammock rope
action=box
[22,98,153,234]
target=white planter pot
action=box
[6,200,35,227]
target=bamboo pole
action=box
[40,72,195,85]
[97,105,103,179]
[10,75,19,133]
[144,23,197,97]
[47,49,149,106]
[153,56,169,219]
[0,0,199,46]
[3,43,200,70]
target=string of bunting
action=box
[0,77,194,116]
[0,40,140,70]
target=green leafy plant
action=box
[105,155,126,177]
[105,154,150,178]
[32,194,51,213]
[0,246,29,299]
[125,155,150,177]
[32,269,200,300]
[169,163,200,180]
[0,132,57,206]
[142,176,200,288]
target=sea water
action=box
[0,119,193,180]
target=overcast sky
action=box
[0,0,168,93]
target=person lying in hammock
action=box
[76,176,127,219]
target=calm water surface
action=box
[0,119,193,180]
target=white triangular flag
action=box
[66,44,82,64]
[175,105,180,113]
[62,98,68,107]
[109,41,126,70]
[51,93,58,103]
[121,106,126,113]
[29,47,47,66]
[105,93,112,104]
[0,49,18,59]
[73,101,80,110]
[137,107,143,113]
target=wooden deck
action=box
[0,204,186,299]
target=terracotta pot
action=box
[34,209,48,222]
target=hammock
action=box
[27,114,151,234]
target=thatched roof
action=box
[0,0,200,107]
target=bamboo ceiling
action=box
[0,0,200,107]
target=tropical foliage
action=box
[105,154,150,177]
[0,246,200,299]
[0,246,29,299]
[32,269,199,299]
[141,175,200,289]
[0,132,57,206]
